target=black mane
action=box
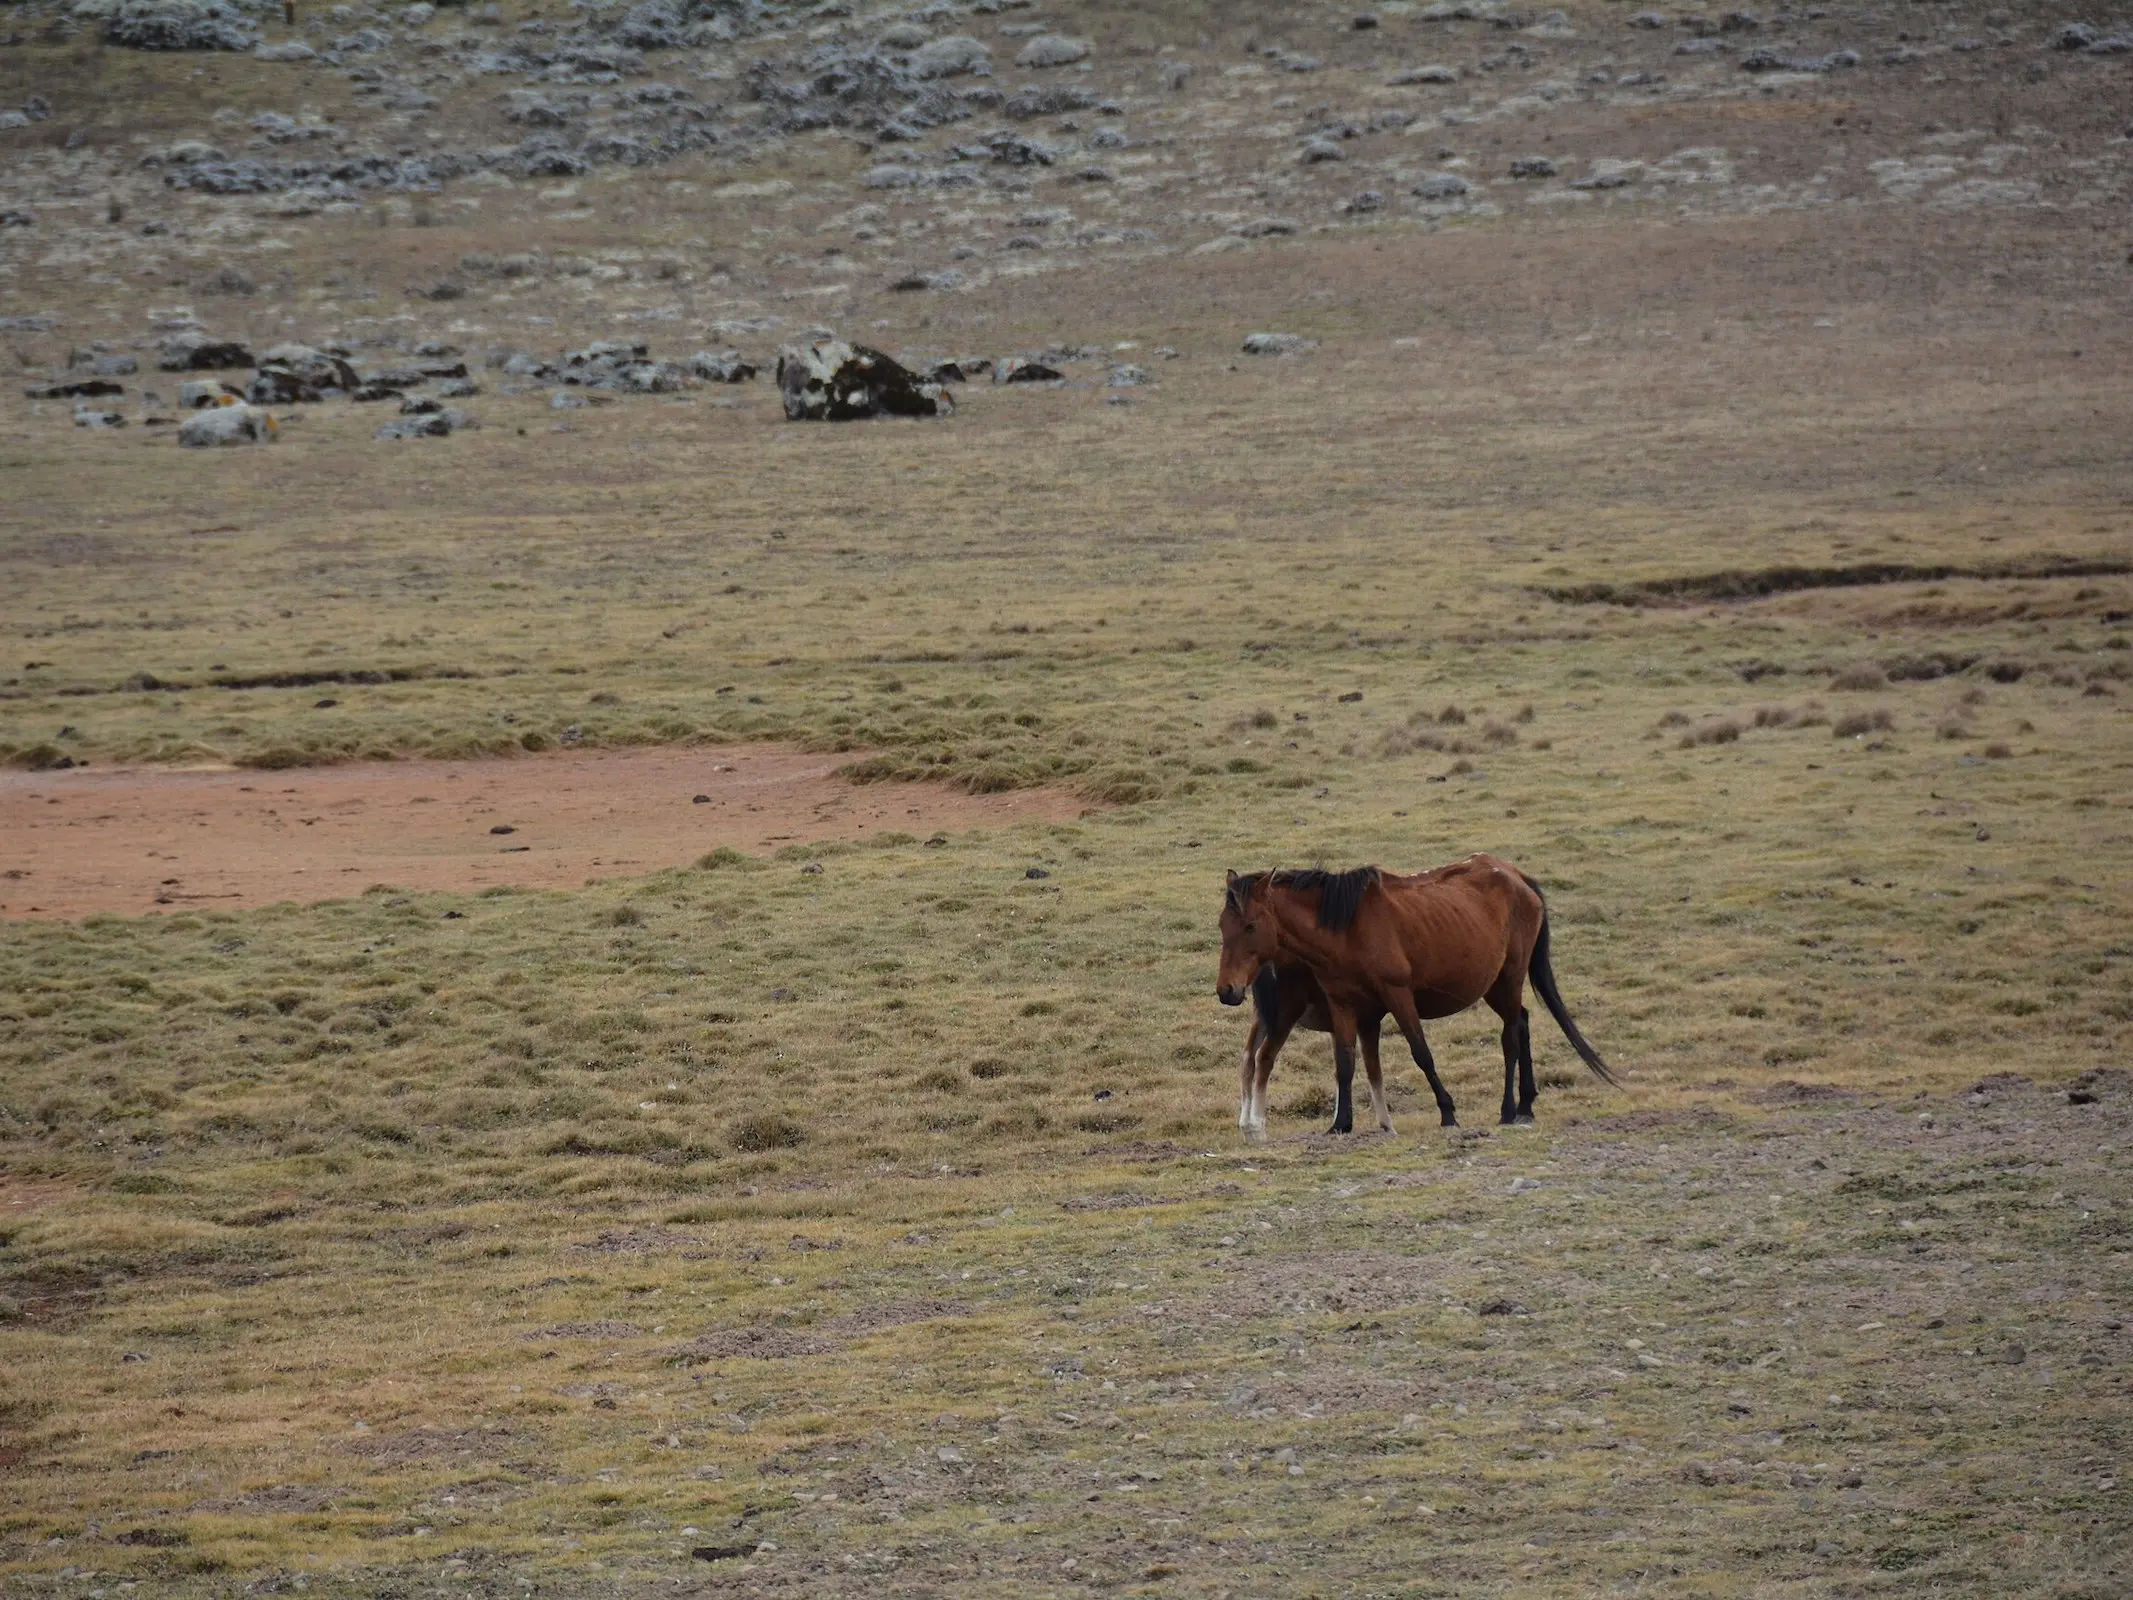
[1231,866,1381,932]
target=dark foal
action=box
[1217,855,1615,1131]
[1238,964,1393,1139]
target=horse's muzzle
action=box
[1217,984,1246,1007]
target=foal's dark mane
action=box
[1228,866,1382,933]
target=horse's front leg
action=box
[1326,1002,1359,1136]
[1238,1017,1262,1135]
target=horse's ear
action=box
[1225,869,1239,886]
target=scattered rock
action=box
[1413,172,1472,200]
[1389,63,1460,83]
[1233,216,1302,238]
[158,333,254,372]
[253,39,316,61]
[1477,1297,1530,1316]
[178,378,244,408]
[245,367,321,405]
[995,356,1065,384]
[104,0,260,52]
[1508,155,1557,178]
[688,349,757,383]
[1016,34,1090,69]
[74,406,127,429]
[1241,332,1315,356]
[1300,137,1347,163]
[1342,188,1386,213]
[178,403,276,447]
[1739,47,1859,71]
[255,344,358,391]
[910,35,988,79]
[1108,364,1150,387]
[1002,83,1097,120]
[2048,21,2097,51]
[25,377,125,400]
[776,339,950,421]
[375,408,474,439]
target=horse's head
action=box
[1216,870,1278,1005]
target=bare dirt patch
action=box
[0,744,1089,919]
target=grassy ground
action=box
[4,194,2132,1594]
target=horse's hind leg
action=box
[1497,1010,1521,1126]
[1516,1006,1538,1123]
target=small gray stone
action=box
[1414,171,1471,200]
[1015,34,1090,69]
[1241,332,1315,356]
[911,34,988,78]
[178,404,275,447]
[1300,138,1347,164]
[1508,155,1557,178]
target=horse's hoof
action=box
[1515,1113,1536,1127]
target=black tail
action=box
[1526,899,1618,1087]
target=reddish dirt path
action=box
[0,744,1090,920]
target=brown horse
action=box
[1218,855,1614,1131]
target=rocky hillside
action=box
[1,0,2128,420]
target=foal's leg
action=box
[1385,991,1457,1128]
[1326,1004,1360,1136]
[1250,1009,1301,1140]
[1361,1018,1395,1134]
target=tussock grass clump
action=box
[1280,1085,1334,1119]
[1831,665,1890,691]
[1834,708,1896,737]
[1678,718,1742,748]
[1752,703,1826,729]
[1376,706,1517,758]
[728,1113,805,1153]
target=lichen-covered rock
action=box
[1241,332,1316,356]
[776,340,949,421]
[178,403,276,446]
[689,350,758,383]
[255,343,358,391]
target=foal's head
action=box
[1216,871,1280,1005]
